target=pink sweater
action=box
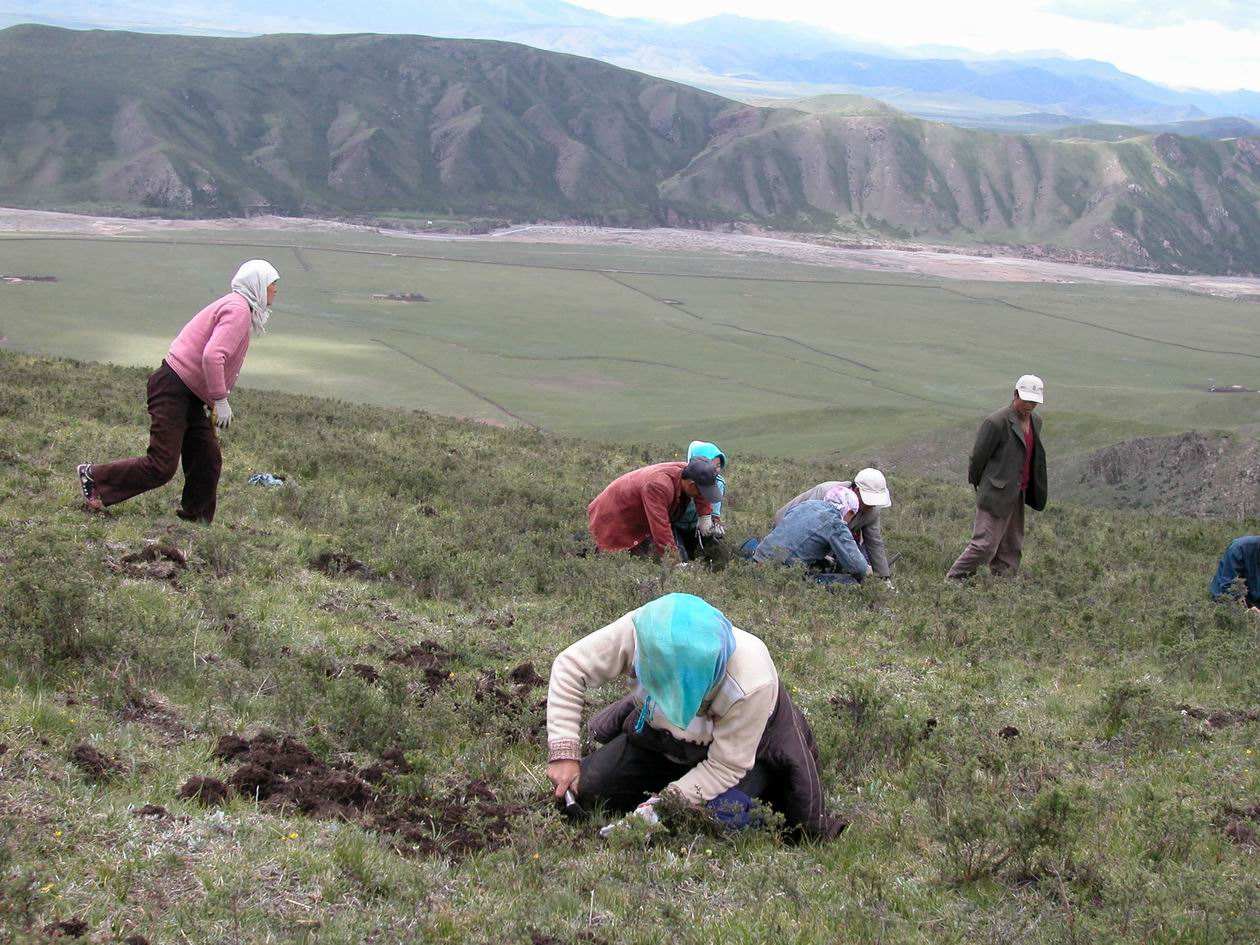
[165,292,252,405]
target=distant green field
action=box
[2,231,1258,462]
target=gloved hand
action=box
[599,797,661,837]
[213,399,233,429]
[698,514,715,538]
[884,579,897,593]
[710,517,726,540]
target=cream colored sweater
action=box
[547,612,779,803]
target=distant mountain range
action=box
[6,1,1260,125]
[6,25,1260,275]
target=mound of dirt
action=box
[179,776,229,805]
[198,733,524,857]
[1178,704,1260,728]
[384,640,456,692]
[1060,432,1260,515]
[42,918,87,938]
[1221,803,1260,848]
[69,742,122,781]
[106,540,188,581]
[310,551,378,580]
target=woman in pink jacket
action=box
[77,259,280,524]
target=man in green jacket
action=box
[947,375,1047,579]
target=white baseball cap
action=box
[852,468,892,508]
[1015,374,1045,404]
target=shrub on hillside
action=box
[0,535,113,673]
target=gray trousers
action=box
[947,500,1025,579]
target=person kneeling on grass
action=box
[587,458,721,564]
[772,467,893,581]
[1209,535,1260,614]
[546,592,845,840]
[76,260,280,525]
[742,485,873,586]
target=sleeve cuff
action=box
[547,738,582,762]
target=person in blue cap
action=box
[671,441,728,561]
[545,593,845,839]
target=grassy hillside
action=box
[8,26,1260,272]
[3,231,1259,465]
[1,350,1259,943]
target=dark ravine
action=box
[6,25,1260,273]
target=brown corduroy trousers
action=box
[91,361,222,523]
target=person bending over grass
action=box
[671,440,728,560]
[587,458,720,564]
[773,467,893,580]
[546,593,845,839]
[743,485,872,586]
[1209,535,1260,613]
[947,374,1047,580]
[77,260,280,524]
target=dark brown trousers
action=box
[584,683,843,840]
[91,361,222,522]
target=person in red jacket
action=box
[76,259,279,524]
[588,459,721,563]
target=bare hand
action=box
[548,760,580,798]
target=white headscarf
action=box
[230,259,280,336]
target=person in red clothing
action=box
[588,459,722,563]
[76,260,280,524]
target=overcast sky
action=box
[570,0,1260,90]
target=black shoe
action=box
[77,464,103,512]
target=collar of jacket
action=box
[1005,405,1041,440]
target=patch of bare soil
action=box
[1220,803,1260,848]
[309,551,378,580]
[1061,432,1260,516]
[372,638,459,693]
[105,540,188,581]
[42,918,88,938]
[197,733,524,857]
[370,292,429,302]
[69,743,123,782]
[119,690,194,742]
[1178,705,1260,728]
[1,274,57,284]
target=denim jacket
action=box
[752,500,868,576]
[1210,535,1260,607]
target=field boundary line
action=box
[941,286,1260,360]
[369,337,541,430]
[381,327,836,405]
[598,271,881,372]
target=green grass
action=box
[2,231,1259,467]
[1,350,1259,943]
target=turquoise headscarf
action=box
[686,441,727,517]
[632,593,736,731]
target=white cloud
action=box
[567,0,1260,90]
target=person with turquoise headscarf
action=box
[546,593,845,839]
[672,440,727,559]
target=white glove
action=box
[213,399,233,429]
[698,514,715,538]
[598,798,661,837]
[711,521,725,539]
